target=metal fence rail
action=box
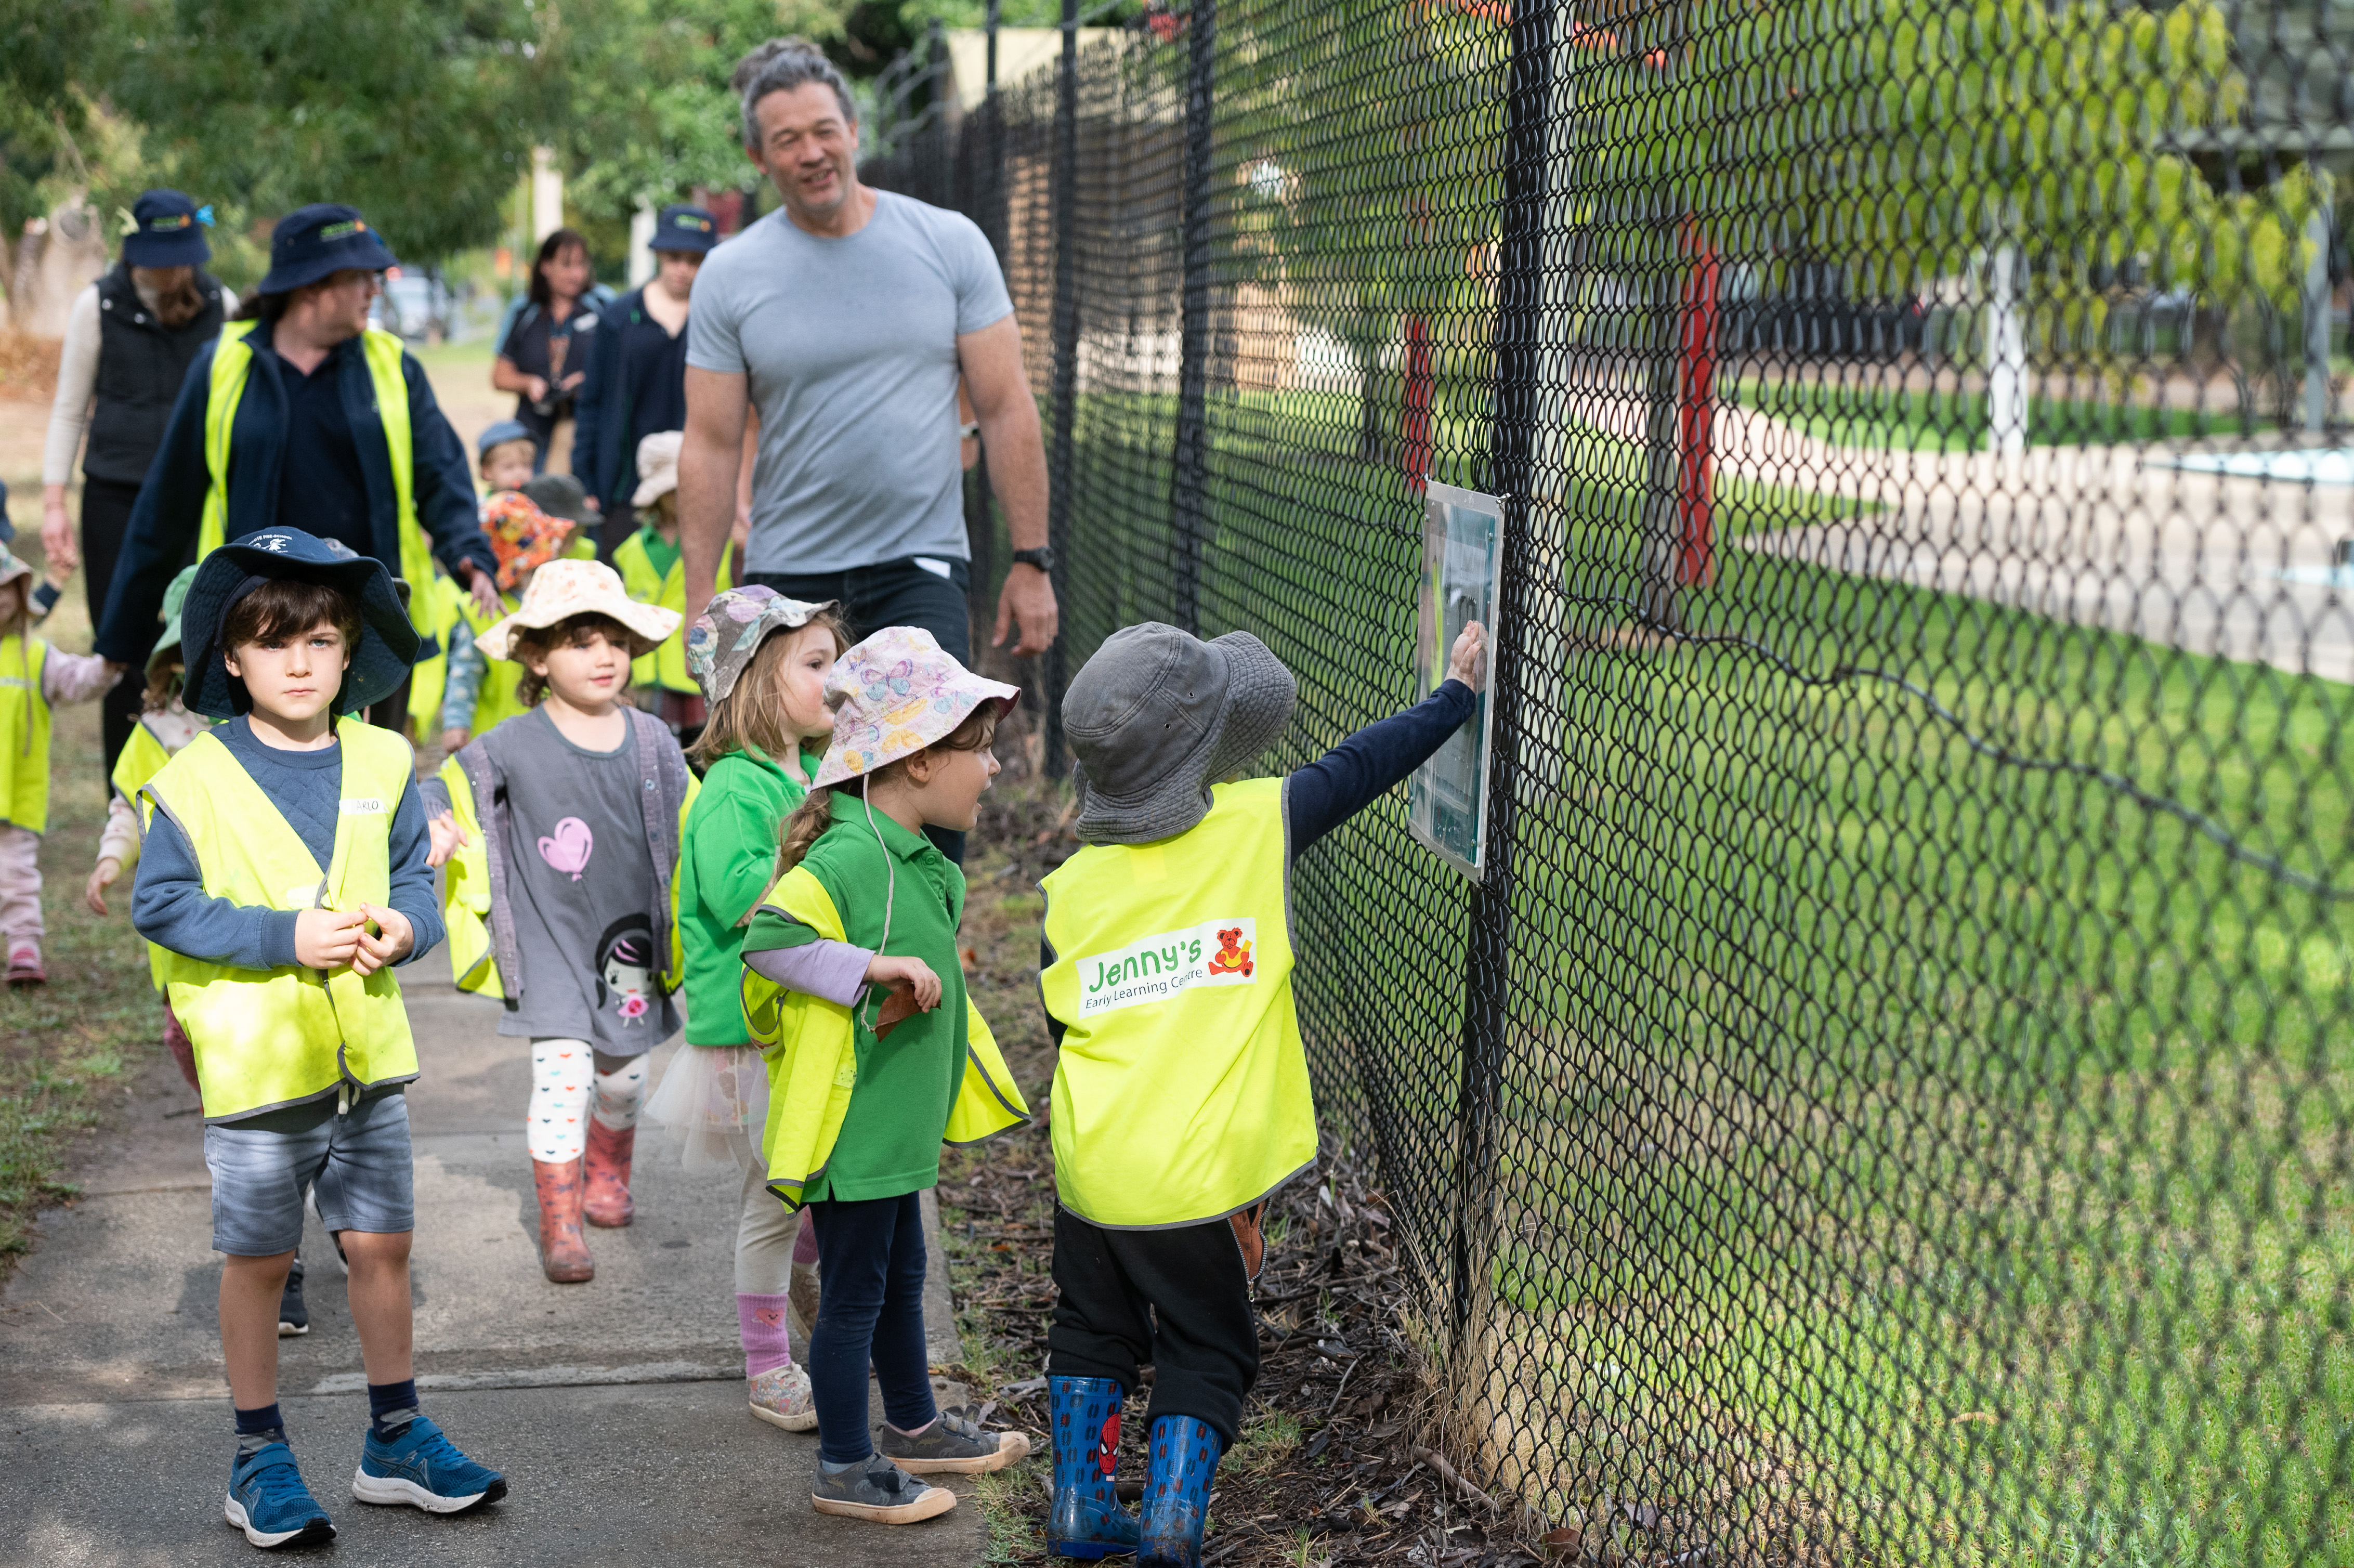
[869,2,2354,1560]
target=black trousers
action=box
[79,477,149,787]
[749,556,975,865]
[1047,1207,1259,1446]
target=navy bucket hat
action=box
[122,189,213,268]
[651,204,721,255]
[255,203,399,295]
[179,529,420,720]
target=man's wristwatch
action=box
[1010,546,1057,574]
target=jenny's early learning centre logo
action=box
[1077,918,1258,1016]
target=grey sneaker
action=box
[878,1410,1033,1475]
[809,1456,957,1524]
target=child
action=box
[437,489,582,751]
[612,429,731,741]
[646,587,845,1432]
[740,627,1032,1524]
[89,565,208,931]
[422,560,691,1284]
[476,419,538,498]
[129,528,504,1549]
[1034,618,1486,1563]
[0,546,123,986]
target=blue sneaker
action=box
[351,1415,508,1513]
[1049,1375,1140,1557]
[225,1441,335,1549]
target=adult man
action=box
[97,204,500,726]
[42,189,233,780]
[575,203,719,555]
[678,38,1057,705]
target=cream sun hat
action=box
[476,558,681,662]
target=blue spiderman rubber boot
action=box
[1049,1375,1139,1557]
[1137,1415,1224,1567]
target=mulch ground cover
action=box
[943,756,1545,1566]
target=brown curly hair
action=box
[507,612,651,708]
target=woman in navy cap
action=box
[39,188,232,783]
[572,203,720,556]
[94,203,501,729]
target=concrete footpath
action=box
[0,966,989,1566]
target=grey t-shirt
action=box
[685,191,1014,574]
[494,707,681,1054]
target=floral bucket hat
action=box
[481,490,576,591]
[809,626,1019,790]
[685,585,839,706]
[476,558,681,663]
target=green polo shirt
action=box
[743,790,969,1202]
[678,743,816,1046]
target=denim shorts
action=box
[203,1087,415,1256]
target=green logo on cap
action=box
[150,214,192,231]
[673,214,712,232]
[318,220,364,241]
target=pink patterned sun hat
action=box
[809,627,1019,789]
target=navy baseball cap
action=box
[651,204,720,255]
[477,420,534,458]
[255,203,399,295]
[180,528,420,720]
[122,189,213,268]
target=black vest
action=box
[84,265,226,486]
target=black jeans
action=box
[806,1189,938,1464]
[750,556,975,864]
[79,477,149,787]
[1047,1207,1260,1446]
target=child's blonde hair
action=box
[479,437,535,478]
[776,703,1001,875]
[688,611,852,770]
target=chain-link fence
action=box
[868,3,2354,1560]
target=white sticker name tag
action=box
[339,798,389,815]
[1076,918,1259,1016]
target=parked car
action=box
[371,270,452,345]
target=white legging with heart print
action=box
[527,1039,648,1164]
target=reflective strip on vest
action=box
[0,637,53,836]
[613,532,730,693]
[139,723,421,1122]
[1039,778,1317,1229]
[200,324,436,609]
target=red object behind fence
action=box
[1677,232,1722,587]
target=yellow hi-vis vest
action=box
[453,590,531,736]
[744,866,1029,1211]
[406,569,467,735]
[0,636,53,834]
[612,530,730,693]
[1040,778,1316,1229]
[113,708,214,991]
[139,723,421,1122]
[200,322,436,599]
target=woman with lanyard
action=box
[491,228,614,475]
[573,204,719,557]
[39,189,232,785]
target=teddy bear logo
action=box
[1206,926,1254,978]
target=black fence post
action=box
[964,1,1009,647]
[986,0,1000,91]
[1167,0,1217,637]
[1450,0,1548,1347]
[1043,0,1081,779]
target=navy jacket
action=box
[571,286,689,518]
[95,329,496,667]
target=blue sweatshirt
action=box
[93,328,496,667]
[130,717,444,972]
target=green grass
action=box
[1044,403,2354,1566]
[0,554,178,1267]
[1731,376,2281,451]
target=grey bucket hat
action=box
[1065,622,1297,845]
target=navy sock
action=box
[367,1379,420,1438]
[234,1403,284,1457]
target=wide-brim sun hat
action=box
[0,550,33,593]
[1064,622,1298,845]
[631,429,683,508]
[475,558,681,663]
[480,491,577,592]
[809,627,1019,791]
[686,586,839,706]
[178,528,421,721]
[147,563,202,673]
[122,188,212,268]
[255,203,398,295]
